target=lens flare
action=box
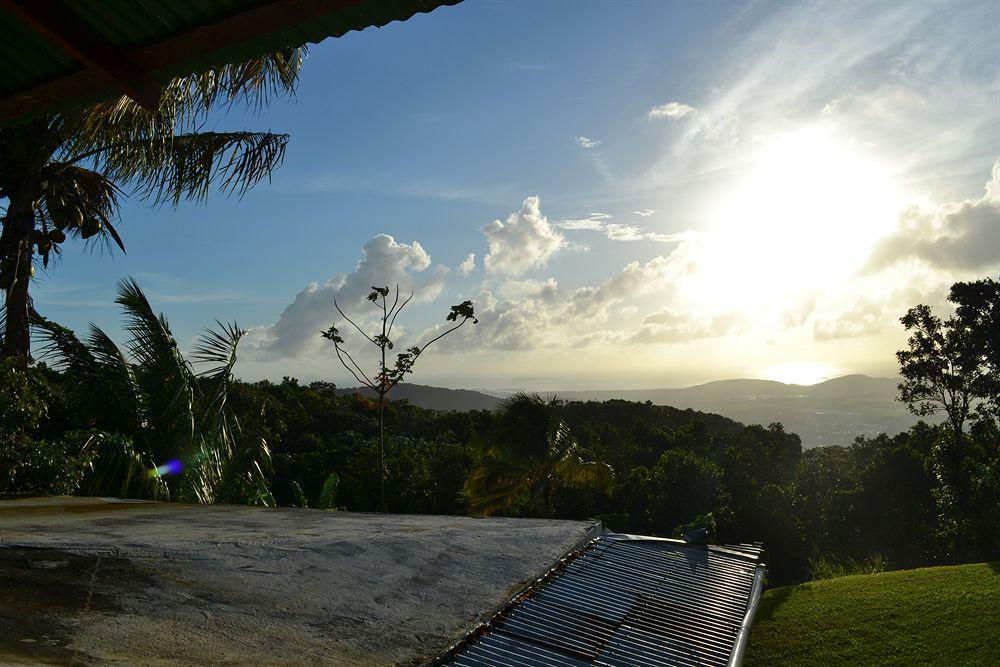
[150,458,184,478]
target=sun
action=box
[762,362,840,386]
[691,126,903,314]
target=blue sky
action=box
[32,1,1000,390]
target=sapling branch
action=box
[320,287,476,510]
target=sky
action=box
[31,0,1000,391]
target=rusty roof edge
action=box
[425,520,604,666]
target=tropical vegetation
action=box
[1,277,997,586]
[10,278,272,505]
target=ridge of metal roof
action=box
[0,0,463,123]
[432,533,766,667]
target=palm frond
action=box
[79,432,169,501]
[96,130,288,206]
[65,49,302,147]
[553,457,615,495]
[462,446,533,516]
[30,310,97,375]
[85,324,144,431]
[115,277,196,451]
[192,320,245,434]
[180,430,273,507]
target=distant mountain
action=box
[337,383,501,412]
[555,375,919,448]
[339,375,923,448]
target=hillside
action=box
[336,375,923,447]
[745,562,1000,666]
[337,383,501,411]
[556,375,919,448]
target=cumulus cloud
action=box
[466,241,700,351]
[630,308,745,344]
[864,161,1000,274]
[648,102,696,120]
[575,136,602,149]
[482,197,565,276]
[634,209,656,217]
[458,252,476,276]
[244,234,446,359]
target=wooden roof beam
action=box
[0,0,161,110]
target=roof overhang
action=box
[0,0,461,124]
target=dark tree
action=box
[947,277,999,422]
[897,306,979,440]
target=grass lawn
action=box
[745,561,1000,666]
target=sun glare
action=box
[694,127,903,313]
[762,362,840,386]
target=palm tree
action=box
[31,278,273,505]
[462,392,613,517]
[0,49,301,364]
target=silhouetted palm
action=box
[463,392,612,516]
[0,50,300,362]
[32,278,272,505]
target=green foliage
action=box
[746,562,1000,666]
[462,393,613,517]
[30,279,271,505]
[673,512,717,540]
[0,358,91,495]
[808,553,887,580]
[317,472,340,510]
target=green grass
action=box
[745,562,1000,666]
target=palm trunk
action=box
[1,197,35,366]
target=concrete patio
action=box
[0,496,599,666]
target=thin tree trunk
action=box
[1,198,35,366]
[378,398,385,510]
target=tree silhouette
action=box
[897,277,998,440]
[322,285,476,509]
[0,50,301,364]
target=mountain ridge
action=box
[338,375,918,448]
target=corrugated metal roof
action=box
[435,534,766,667]
[0,0,462,122]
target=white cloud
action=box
[630,308,745,344]
[458,252,476,276]
[648,101,696,120]
[557,213,695,245]
[575,136,602,149]
[813,297,883,341]
[634,209,656,217]
[482,196,565,276]
[244,234,445,359]
[466,241,700,351]
[864,161,1000,274]
[557,218,605,231]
